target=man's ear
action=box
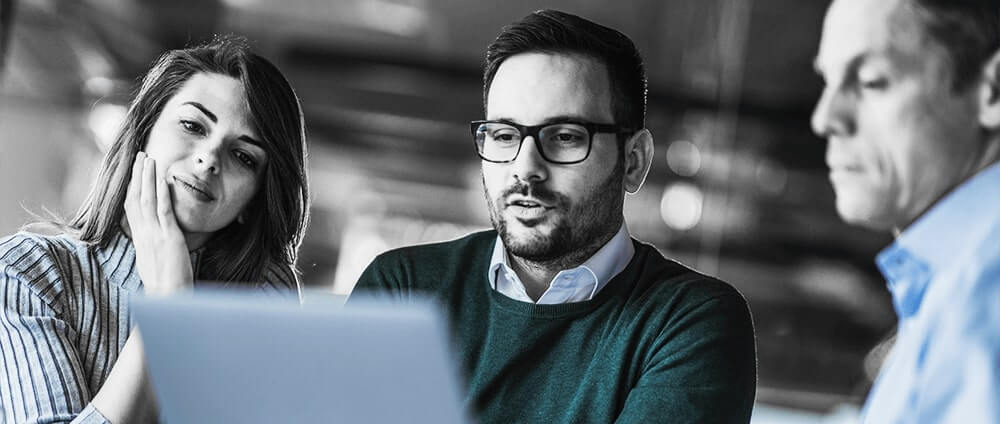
[623,129,654,194]
[978,48,1000,129]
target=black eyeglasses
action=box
[470,119,636,164]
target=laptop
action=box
[132,290,469,423]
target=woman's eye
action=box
[234,150,257,169]
[180,120,206,135]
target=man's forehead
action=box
[815,0,928,74]
[486,52,614,124]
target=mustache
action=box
[499,181,564,205]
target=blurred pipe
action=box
[0,0,14,73]
[695,0,753,275]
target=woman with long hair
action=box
[0,36,309,422]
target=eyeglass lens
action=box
[475,123,591,163]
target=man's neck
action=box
[893,151,1000,236]
[506,257,560,301]
[505,227,620,302]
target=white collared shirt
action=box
[487,223,635,304]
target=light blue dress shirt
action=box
[862,162,1000,423]
[487,223,634,304]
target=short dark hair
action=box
[70,35,310,284]
[483,9,647,129]
[907,0,1000,91]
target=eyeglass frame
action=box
[470,119,637,164]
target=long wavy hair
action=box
[69,35,309,284]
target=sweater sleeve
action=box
[350,251,407,301]
[0,236,111,424]
[615,289,757,424]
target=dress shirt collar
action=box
[487,222,634,304]
[876,161,1000,319]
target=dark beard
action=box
[486,158,625,269]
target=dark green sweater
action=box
[354,231,756,423]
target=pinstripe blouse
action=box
[0,231,299,423]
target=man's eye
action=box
[490,131,520,143]
[548,132,585,145]
[180,120,205,135]
[556,133,581,141]
[855,69,889,91]
[860,78,889,90]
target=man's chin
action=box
[505,240,560,262]
[834,195,895,231]
[501,225,549,247]
[498,224,560,259]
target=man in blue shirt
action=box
[812,0,1000,421]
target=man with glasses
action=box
[354,9,756,423]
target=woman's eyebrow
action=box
[182,101,263,148]
[238,135,264,148]
[182,101,217,123]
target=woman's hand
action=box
[124,151,193,297]
[95,152,187,422]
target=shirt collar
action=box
[579,222,634,293]
[98,231,140,290]
[876,161,1000,319]
[487,222,634,303]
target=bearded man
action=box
[353,9,757,423]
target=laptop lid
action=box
[132,290,468,423]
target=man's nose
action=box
[811,86,855,138]
[509,136,548,182]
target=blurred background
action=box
[0,0,897,422]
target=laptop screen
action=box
[132,290,469,423]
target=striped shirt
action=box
[0,231,299,423]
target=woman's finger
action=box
[124,152,145,224]
[156,167,179,232]
[140,156,158,225]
